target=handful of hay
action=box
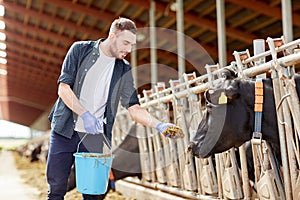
[162,125,184,139]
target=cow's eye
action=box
[208,90,214,94]
[206,104,213,112]
[204,89,213,101]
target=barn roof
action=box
[0,0,299,130]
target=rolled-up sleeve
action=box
[120,66,140,109]
[57,42,80,87]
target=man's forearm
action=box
[58,82,86,116]
[128,104,161,128]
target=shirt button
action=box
[78,81,81,84]
[93,52,95,55]
[73,120,76,123]
[85,69,87,71]
[92,60,95,62]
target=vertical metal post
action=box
[238,144,251,199]
[281,0,293,42]
[272,71,293,200]
[150,0,157,88]
[253,39,266,78]
[267,38,292,199]
[130,45,137,88]
[216,0,227,67]
[253,39,265,65]
[176,0,185,79]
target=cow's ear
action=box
[224,80,239,99]
[221,68,237,80]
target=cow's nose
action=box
[187,142,200,158]
[187,142,195,153]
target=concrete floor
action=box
[0,150,40,200]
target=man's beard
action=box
[109,41,122,59]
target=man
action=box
[47,17,183,200]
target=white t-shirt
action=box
[75,47,115,132]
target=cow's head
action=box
[188,68,254,158]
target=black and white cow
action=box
[67,123,142,199]
[188,68,300,160]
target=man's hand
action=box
[156,122,184,139]
[80,111,103,134]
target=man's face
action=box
[110,30,136,59]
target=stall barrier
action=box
[113,37,300,200]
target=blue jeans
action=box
[46,130,104,200]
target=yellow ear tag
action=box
[218,92,227,104]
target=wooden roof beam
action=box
[6,50,61,75]
[5,79,56,101]
[0,29,66,57]
[0,95,46,112]
[43,0,145,29]
[1,16,74,47]
[4,2,190,68]
[6,74,57,94]
[6,58,59,80]
[138,28,218,57]
[5,41,63,66]
[44,0,116,24]
[3,18,193,78]
[6,75,57,94]
[3,1,105,40]
[227,0,300,27]
[121,0,257,43]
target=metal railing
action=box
[113,37,300,200]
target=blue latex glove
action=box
[156,122,183,139]
[80,111,103,135]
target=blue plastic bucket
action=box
[73,152,114,194]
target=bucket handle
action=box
[76,131,112,154]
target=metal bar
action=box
[116,179,188,200]
[283,79,300,198]
[253,39,266,79]
[171,101,187,189]
[253,39,265,66]
[238,144,251,199]
[176,0,186,78]
[116,38,300,199]
[150,0,157,87]
[244,38,300,64]
[136,124,152,181]
[154,87,181,186]
[216,0,227,67]
[143,89,167,184]
[215,154,224,198]
[172,100,197,190]
[242,51,300,77]
[130,45,138,88]
[282,82,299,198]
[135,50,300,109]
[271,71,292,200]
[139,41,300,103]
[285,79,300,139]
[122,177,218,200]
[281,0,293,42]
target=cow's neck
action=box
[240,79,279,145]
[261,79,278,140]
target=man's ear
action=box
[224,80,239,99]
[109,32,116,39]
